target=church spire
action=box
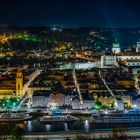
[16,66,23,98]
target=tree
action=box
[94,101,102,110]
[0,124,11,140]
[11,126,25,140]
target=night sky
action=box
[1,0,140,27]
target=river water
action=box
[2,116,140,135]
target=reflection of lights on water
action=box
[64,123,69,131]
[105,110,108,114]
[124,109,128,113]
[27,121,32,132]
[45,124,51,131]
[84,120,89,133]
[133,104,137,109]
[16,123,25,129]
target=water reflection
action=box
[26,121,32,132]
[64,123,69,131]
[84,120,89,133]
[2,117,140,134]
[45,124,51,131]
[16,123,25,129]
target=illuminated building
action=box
[0,67,23,99]
[64,61,96,70]
[96,94,114,107]
[121,95,133,108]
[72,95,95,109]
[65,93,74,106]
[62,81,75,89]
[112,42,121,54]
[117,52,140,60]
[116,80,135,89]
[101,52,140,68]
[101,53,118,68]
[136,41,140,52]
[132,96,140,109]
[16,66,23,97]
[119,59,140,67]
[32,91,72,107]
[117,52,140,68]
[101,41,140,68]
[32,91,50,107]
[116,98,124,110]
[50,93,65,107]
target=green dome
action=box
[112,43,120,48]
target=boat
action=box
[40,115,77,123]
[0,113,32,122]
[90,110,140,123]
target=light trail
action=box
[99,69,118,109]
[19,70,42,108]
[72,68,83,105]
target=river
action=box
[2,116,140,135]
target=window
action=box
[18,84,20,90]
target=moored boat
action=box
[90,110,140,123]
[0,113,32,122]
[40,115,77,123]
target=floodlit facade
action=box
[64,62,96,70]
[112,42,121,54]
[0,67,23,99]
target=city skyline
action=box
[1,1,140,139]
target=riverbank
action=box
[22,129,140,139]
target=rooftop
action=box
[117,52,140,56]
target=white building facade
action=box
[101,54,118,68]
[64,62,96,70]
[72,97,95,109]
[112,42,121,54]
[136,41,140,52]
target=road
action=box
[135,72,140,94]
[19,69,42,108]
[72,68,83,104]
[22,129,140,139]
[98,69,118,108]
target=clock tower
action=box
[16,66,23,97]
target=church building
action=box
[0,66,23,99]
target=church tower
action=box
[136,41,140,52]
[112,39,121,54]
[16,66,23,97]
[112,42,121,54]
